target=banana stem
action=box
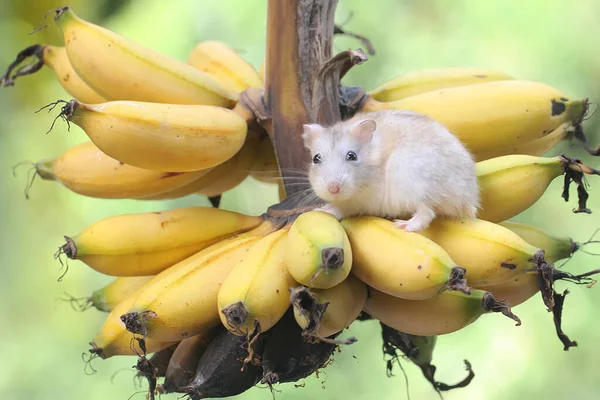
[120,310,158,337]
[552,289,578,351]
[0,44,46,87]
[134,355,159,400]
[481,293,522,326]
[572,117,600,156]
[444,266,472,295]
[560,155,596,214]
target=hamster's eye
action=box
[313,154,322,164]
[346,151,358,161]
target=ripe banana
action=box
[186,40,263,93]
[249,135,280,184]
[52,7,236,106]
[90,281,177,358]
[364,287,521,336]
[112,223,273,343]
[419,218,545,287]
[193,128,259,196]
[362,80,587,158]
[341,216,470,300]
[482,272,539,308]
[56,99,248,172]
[36,141,209,199]
[475,122,573,161]
[368,67,514,102]
[91,276,154,312]
[218,228,297,336]
[284,210,352,289]
[1,44,106,103]
[477,155,599,222]
[142,129,259,200]
[499,221,577,263]
[291,274,367,338]
[59,206,264,276]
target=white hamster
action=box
[301,110,480,232]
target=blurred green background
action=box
[1,0,600,399]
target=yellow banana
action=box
[249,135,280,184]
[119,222,274,342]
[186,40,263,93]
[482,273,539,308]
[291,274,367,338]
[35,141,209,199]
[59,206,264,276]
[362,80,587,158]
[1,44,106,103]
[499,221,577,263]
[475,122,573,161]
[90,282,177,359]
[193,128,259,196]
[364,287,521,336]
[284,210,352,289]
[476,155,599,222]
[368,67,514,102]
[341,217,470,300]
[419,218,545,287]
[52,7,236,106]
[91,276,154,312]
[218,228,297,336]
[55,99,248,172]
[141,129,259,200]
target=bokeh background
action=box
[1,0,600,399]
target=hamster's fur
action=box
[302,110,480,232]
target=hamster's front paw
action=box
[315,204,344,220]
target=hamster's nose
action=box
[327,183,340,195]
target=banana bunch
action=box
[7,4,600,399]
[3,7,268,199]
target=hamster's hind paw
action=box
[393,219,409,230]
[394,216,431,232]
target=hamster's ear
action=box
[350,119,376,143]
[302,124,322,148]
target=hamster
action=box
[301,110,480,232]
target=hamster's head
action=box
[302,119,378,203]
